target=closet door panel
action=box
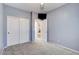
[20,18,30,43]
[7,16,19,46]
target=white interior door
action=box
[20,18,30,43]
[7,16,19,46]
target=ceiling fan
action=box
[40,3,44,10]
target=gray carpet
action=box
[3,42,79,55]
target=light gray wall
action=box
[0,4,3,49]
[47,4,79,51]
[3,4,31,47]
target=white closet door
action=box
[7,16,19,46]
[20,18,30,43]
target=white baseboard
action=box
[48,42,79,54]
[56,44,79,54]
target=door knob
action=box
[8,32,10,34]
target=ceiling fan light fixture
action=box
[40,3,44,10]
[41,3,44,6]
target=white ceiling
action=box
[5,3,66,13]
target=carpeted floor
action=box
[3,42,79,55]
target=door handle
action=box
[8,32,10,34]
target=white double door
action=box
[7,16,30,46]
